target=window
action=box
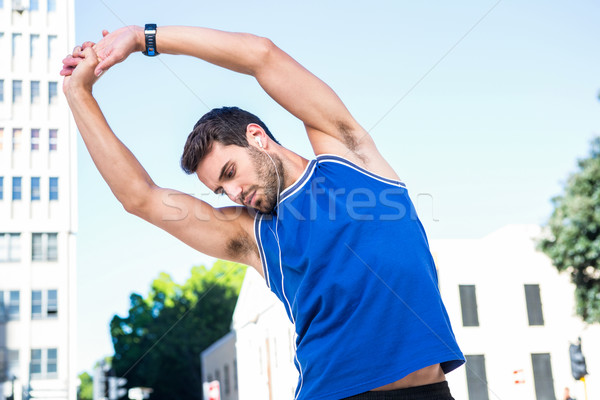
[531,353,556,400]
[47,348,57,375]
[459,284,480,327]
[30,0,38,11]
[32,290,57,319]
[12,80,22,103]
[224,364,230,394]
[47,35,57,59]
[49,129,58,151]
[465,354,490,400]
[0,348,18,380]
[31,129,40,150]
[233,359,238,391]
[30,350,42,375]
[12,128,22,151]
[12,177,22,200]
[8,350,19,379]
[215,369,220,385]
[49,177,58,200]
[525,284,544,326]
[48,82,57,105]
[30,348,59,378]
[31,177,40,200]
[30,81,40,104]
[47,290,57,317]
[11,33,22,58]
[0,292,4,321]
[0,177,3,200]
[0,79,4,102]
[0,233,21,262]
[32,291,42,318]
[8,291,19,320]
[32,233,58,261]
[0,348,6,379]
[47,0,56,12]
[30,34,39,58]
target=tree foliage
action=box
[539,137,600,324]
[109,261,246,400]
[77,372,93,400]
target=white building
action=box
[435,224,599,400]
[201,332,238,400]
[224,225,599,400]
[231,270,297,400]
[0,1,77,400]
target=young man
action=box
[62,25,464,400]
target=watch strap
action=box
[143,23,158,56]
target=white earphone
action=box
[255,137,263,148]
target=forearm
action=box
[143,25,271,75]
[66,88,155,210]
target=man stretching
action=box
[62,25,464,400]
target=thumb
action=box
[94,53,116,77]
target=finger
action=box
[62,56,83,67]
[60,66,75,76]
[81,46,100,67]
[102,29,110,37]
[73,46,86,58]
[81,41,96,49]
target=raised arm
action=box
[85,25,398,178]
[63,46,261,272]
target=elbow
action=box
[248,35,276,75]
[120,185,153,217]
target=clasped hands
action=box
[60,26,144,93]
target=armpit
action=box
[337,121,369,164]
[226,231,259,260]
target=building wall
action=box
[201,332,238,400]
[231,269,298,400]
[0,1,77,399]
[433,225,600,400]
[227,225,599,400]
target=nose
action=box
[223,183,243,204]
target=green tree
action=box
[539,137,600,323]
[110,260,246,400]
[77,372,93,400]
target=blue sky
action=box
[74,0,600,373]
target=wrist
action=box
[134,25,146,53]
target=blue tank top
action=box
[254,154,464,400]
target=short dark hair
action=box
[180,106,279,174]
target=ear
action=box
[246,123,268,150]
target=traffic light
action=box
[108,376,128,400]
[569,341,588,380]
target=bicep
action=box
[255,41,362,146]
[132,186,262,274]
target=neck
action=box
[276,147,309,190]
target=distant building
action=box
[231,270,297,400]
[0,1,77,400]
[201,331,238,400]
[435,225,599,400]
[206,225,600,400]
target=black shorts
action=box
[342,381,455,400]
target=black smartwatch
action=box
[143,23,159,56]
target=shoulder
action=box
[306,124,400,182]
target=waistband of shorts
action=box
[343,381,453,400]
